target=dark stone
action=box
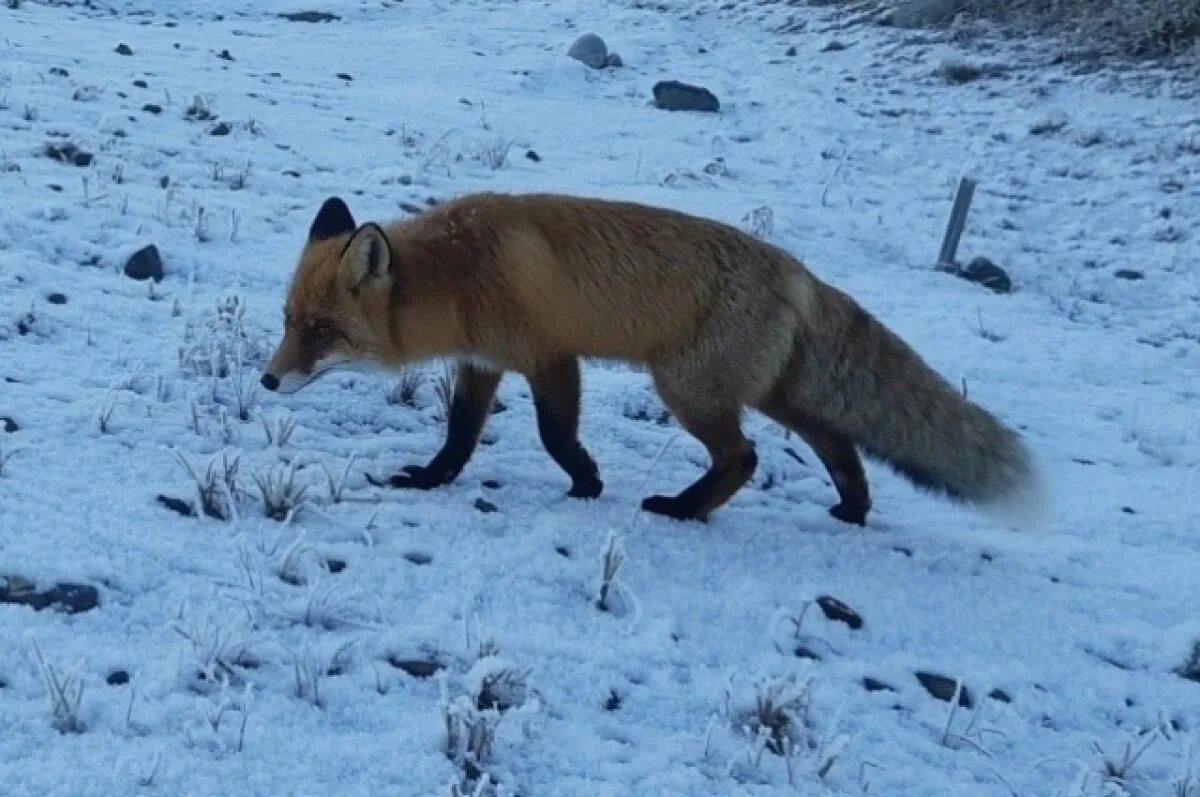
[604,690,622,711]
[653,80,720,113]
[279,11,339,22]
[159,175,170,188]
[1121,506,1136,515]
[794,645,823,661]
[124,244,164,282]
[786,46,797,56]
[863,677,895,693]
[156,494,195,517]
[1,577,99,614]
[988,688,1011,703]
[217,49,234,61]
[46,293,67,305]
[44,141,94,167]
[209,122,232,136]
[555,546,570,558]
[482,479,501,490]
[336,72,353,81]
[133,79,148,88]
[49,67,70,77]
[474,498,498,514]
[1175,642,1200,683]
[916,671,973,707]
[956,257,1012,294]
[525,149,541,162]
[388,657,443,678]
[822,40,849,52]
[1,417,16,433]
[106,670,130,686]
[115,44,133,56]
[816,595,863,630]
[403,551,432,566]
[326,558,346,574]
[1114,269,1144,281]
[142,103,162,114]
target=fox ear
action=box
[309,196,356,241]
[340,223,392,294]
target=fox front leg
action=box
[371,364,502,489]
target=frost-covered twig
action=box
[595,531,625,613]
[322,453,358,503]
[174,449,240,521]
[32,643,84,734]
[258,410,297,448]
[251,461,308,520]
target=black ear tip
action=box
[309,196,356,241]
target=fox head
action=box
[261,197,396,394]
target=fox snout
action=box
[260,372,280,391]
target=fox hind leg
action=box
[641,373,757,522]
[379,362,502,490]
[527,359,603,499]
[757,391,870,525]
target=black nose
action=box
[260,373,280,391]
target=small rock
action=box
[399,201,423,213]
[482,479,501,490]
[1175,642,1200,683]
[159,175,170,188]
[132,79,148,88]
[816,595,864,630]
[157,495,195,517]
[217,48,234,61]
[209,122,232,136]
[604,690,622,711]
[474,498,498,514]
[279,11,339,22]
[403,551,432,566]
[915,671,973,707]
[388,657,443,678]
[525,149,541,162]
[988,688,1012,703]
[555,545,570,558]
[336,72,353,81]
[115,43,133,56]
[934,58,989,84]
[1121,506,1136,515]
[326,559,346,574]
[956,257,1012,294]
[44,141,94,168]
[1,578,99,614]
[49,67,70,77]
[106,670,130,686]
[794,645,823,661]
[1114,269,1144,281]
[888,0,968,27]
[567,33,609,69]
[142,103,162,115]
[1,417,17,433]
[652,80,720,113]
[785,46,797,56]
[863,677,895,693]
[822,40,849,52]
[124,244,164,282]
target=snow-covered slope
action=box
[1,1,1197,795]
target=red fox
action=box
[261,192,1047,527]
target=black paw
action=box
[367,464,456,490]
[829,502,867,526]
[567,475,603,500]
[641,494,706,522]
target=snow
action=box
[1,0,1198,794]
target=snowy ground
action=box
[1,1,1199,795]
